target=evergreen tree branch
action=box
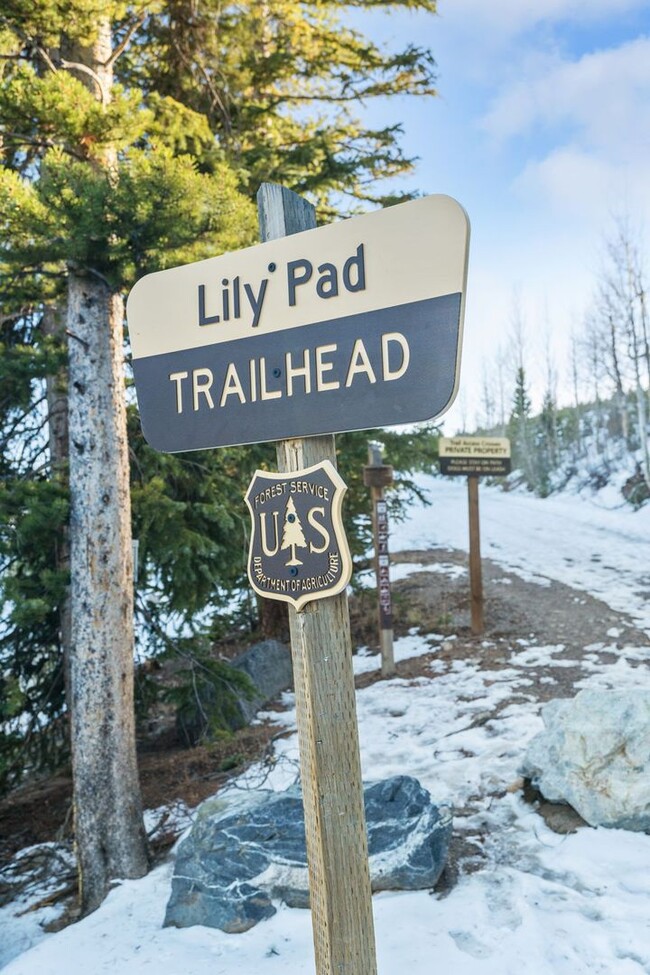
[0,394,48,450]
[105,13,148,68]
[35,46,108,105]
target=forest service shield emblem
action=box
[245,460,352,611]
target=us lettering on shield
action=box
[244,460,352,611]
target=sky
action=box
[354,0,650,429]
[4,474,650,973]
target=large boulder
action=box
[521,689,650,831]
[176,639,293,745]
[164,775,452,933]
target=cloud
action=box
[479,37,650,227]
[517,148,613,211]
[482,37,650,149]
[516,147,650,224]
[418,2,650,422]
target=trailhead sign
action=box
[126,194,470,452]
[244,460,352,610]
[439,436,511,476]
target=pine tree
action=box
[508,365,537,490]
[0,2,255,912]
[120,0,438,216]
[536,390,558,498]
[281,496,308,566]
[1,0,441,787]
[122,0,442,636]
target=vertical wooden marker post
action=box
[467,474,484,636]
[439,437,510,638]
[257,183,377,975]
[363,441,396,677]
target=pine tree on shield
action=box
[281,497,307,566]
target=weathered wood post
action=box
[439,437,510,638]
[257,182,377,975]
[363,441,396,676]
[127,192,469,970]
[467,473,484,636]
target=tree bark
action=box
[67,279,149,914]
[606,312,629,444]
[65,18,149,915]
[259,597,289,640]
[42,305,72,697]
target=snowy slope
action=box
[3,478,650,975]
[392,475,650,634]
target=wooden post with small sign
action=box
[257,183,377,975]
[438,436,511,638]
[363,442,396,677]
[467,474,483,636]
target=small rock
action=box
[505,777,524,794]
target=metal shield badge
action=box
[245,460,352,611]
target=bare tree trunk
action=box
[622,240,650,487]
[65,18,148,915]
[635,385,650,487]
[584,327,605,453]
[480,364,495,430]
[627,309,650,487]
[568,329,584,461]
[633,274,650,452]
[259,597,289,640]
[42,305,72,695]
[68,279,149,914]
[606,312,629,444]
[543,327,559,466]
[639,288,650,393]
[496,348,507,435]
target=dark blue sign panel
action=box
[132,293,461,452]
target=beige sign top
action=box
[439,437,511,459]
[126,194,470,360]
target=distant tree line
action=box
[472,220,650,504]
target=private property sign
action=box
[126,194,470,452]
[439,436,511,476]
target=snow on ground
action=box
[3,479,650,974]
[391,475,650,633]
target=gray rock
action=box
[176,640,293,745]
[521,689,650,831]
[230,640,294,726]
[164,775,452,932]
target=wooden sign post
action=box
[257,183,377,975]
[127,184,470,975]
[363,441,396,677]
[467,474,483,636]
[438,436,511,637]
